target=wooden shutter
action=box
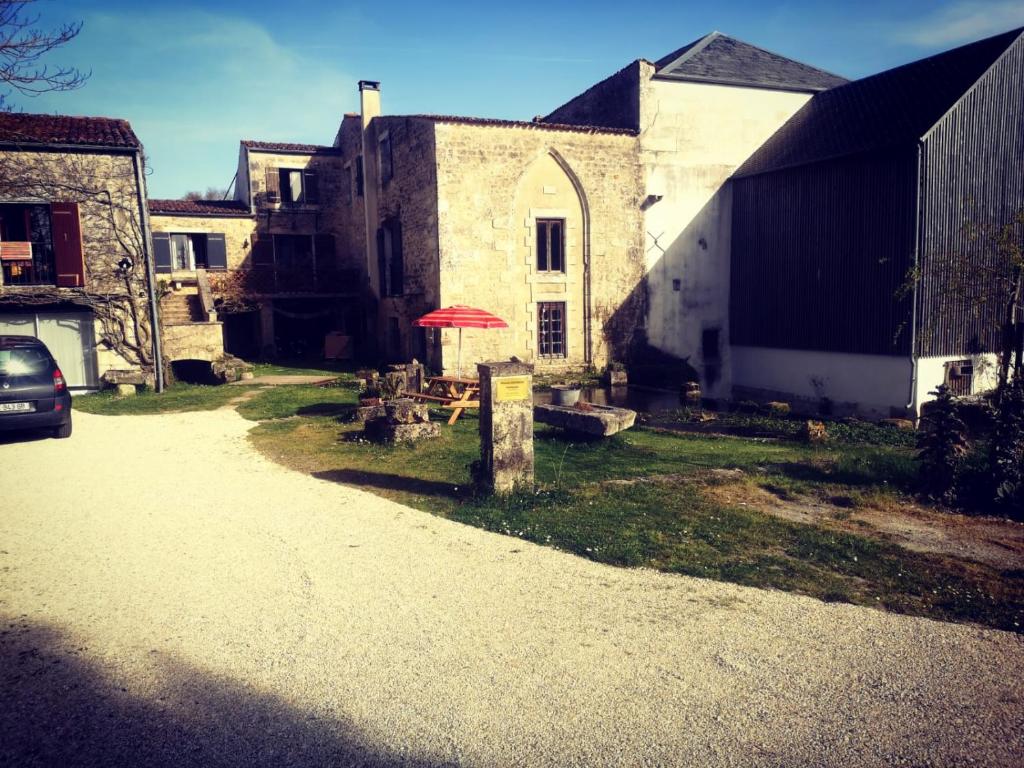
[303,171,319,204]
[152,232,172,274]
[50,202,86,287]
[264,167,280,203]
[389,219,403,296]
[206,233,228,271]
[251,234,274,267]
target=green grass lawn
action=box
[250,359,356,377]
[249,411,1021,633]
[73,383,250,415]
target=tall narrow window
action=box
[536,219,565,272]
[355,156,364,197]
[538,302,566,358]
[376,217,403,297]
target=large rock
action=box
[384,398,430,424]
[353,405,387,423]
[365,419,440,443]
[534,403,637,437]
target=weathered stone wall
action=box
[0,148,156,380]
[162,321,224,363]
[245,148,362,276]
[367,116,440,364]
[149,212,256,271]
[332,117,368,286]
[543,60,642,131]
[433,122,643,375]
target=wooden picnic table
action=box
[402,375,480,425]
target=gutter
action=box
[131,149,165,393]
[906,140,924,417]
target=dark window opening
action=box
[945,359,973,396]
[388,316,402,359]
[379,134,393,184]
[276,168,318,205]
[702,328,721,361]
[355,156,364,197]
[0,202,56,286]
[376,217,403,297]
[536,219,565,273]
[538,302,566,358]
[344,165,353,204]
[672,278,681,292]
[169,233,208,270]
[272,234,315,271]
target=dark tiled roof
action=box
[655,32,848,92]
[0,112,140,149]
[148,198,252,217]
[400,114,637,136]
[734,27,1024,177]
[241,140,339,153]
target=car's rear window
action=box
[0,347,50,375]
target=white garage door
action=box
[0,311,99,388]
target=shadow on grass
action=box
[314,468,467,500]
[0,618,454,768]
[770,453,917,491]
[296,403,357,418]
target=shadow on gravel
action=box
[0,618,454,768]
[0,428,54,445]
[314,468,465,500]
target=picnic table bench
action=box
[402,375,481,425]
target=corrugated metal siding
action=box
[917,36,1024,357]
[730,147,917,355]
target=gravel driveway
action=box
[1,409,1022,767]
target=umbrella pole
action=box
[457,327,463,379]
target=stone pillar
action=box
[477,359,534,494]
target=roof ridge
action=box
[653,31,718,71]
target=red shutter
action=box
[50,202,85,287]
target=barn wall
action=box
[918,34,1024,358]
[730,146,918,356]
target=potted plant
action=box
[551,380,583,407]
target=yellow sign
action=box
[494,375,531,402]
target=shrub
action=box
[917,385,969,503]
[990,376,1024,517]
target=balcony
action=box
[1,242,56,287]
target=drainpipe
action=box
[906,140,924,418]
[131,149,165,392]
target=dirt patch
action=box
[703,477,1024,570]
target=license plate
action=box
[0,401,33,413]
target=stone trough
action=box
[533,403,637,437]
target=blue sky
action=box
[15,0,1024,198]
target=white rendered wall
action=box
[913,354,1001,411]
[731,346,913,419]
[639,76,810,399]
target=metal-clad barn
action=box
[728,28,1024,417]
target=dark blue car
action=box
[0,335,72,439]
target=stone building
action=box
[0,113,162,389]
[150,140,364,361]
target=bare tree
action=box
[183,187,229,201]
[906,207,1024,399]
[0,0,88,110]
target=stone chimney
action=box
[359,80,381,129]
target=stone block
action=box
[365,418,440,443]
[384,398,430,424]
[766,401,791,415]
[534,403,636,437]
[353,405,386,423]
[115,383,136,397]
[799,420,828,443]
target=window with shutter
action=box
[303,171,319,204]
[264,167,280,203]
[206,234,228,271]
[314,233,335,263]
[251,235,274,267]
[152,232,172,274]
[50,202,85,287]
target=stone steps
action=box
[161,294,203,325]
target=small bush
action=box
[990,377,1024,517]
[917,385,969,503]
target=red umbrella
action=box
[413,305,508,378]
